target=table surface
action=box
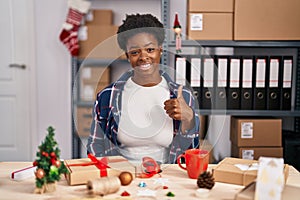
[0,162,299,200]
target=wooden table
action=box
[0,162,299,200]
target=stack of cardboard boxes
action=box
[230,117,283,160]
[187,0,300,40]
[76,65,111,137]
[76,9,118,137]
[187,0,234,40]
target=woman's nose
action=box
[138,49,150,60]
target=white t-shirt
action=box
[117,77,173,164]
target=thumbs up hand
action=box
[164,86,194,131]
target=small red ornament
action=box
[50,152,56,158]
[163,186,169,189]
[42,151,49,157]
[121,191,130,196]
[35,168,45,179]
[33,160,38,166]
[53,160,61,168]
[51,157,57,165]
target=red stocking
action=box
[59,0,90,56]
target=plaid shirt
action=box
[87,69,199,163]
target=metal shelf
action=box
[76,58,127,66]
[169,40,300,48]
[74,101,94,107]
[198,110,300,117]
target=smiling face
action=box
[126,32,162,86]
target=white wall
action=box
[35,0,72,159]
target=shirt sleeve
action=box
[86,99,107,157]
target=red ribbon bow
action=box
[67,153,109,177]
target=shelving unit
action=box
[71,0,171,158]
[169,40,300,131]
[71,0,300,159]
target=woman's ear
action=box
[159,47,163,55]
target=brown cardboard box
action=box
[79,66,110,101]
[231,145,283,160]
[187,13,233,40]
[80,66,110,83]
[213,157,289,186]
[230,117,282,147]
[79,25,123,59]
[234,0,300,40]
[86,9,113,25]
[76,107,93,137]
[188,0,234,12]
[80,81,109,101]
[235,181,300,200]
[65,156,136,185]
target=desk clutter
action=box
[9,154,300,199]
[6,126,299,199]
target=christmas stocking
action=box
[59,0,90,56]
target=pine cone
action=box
[197,171,215,189]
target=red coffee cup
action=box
[177,149,209,179]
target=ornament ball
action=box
[54,160,61,168]
[119,171,133,186]
[35,168,45,179]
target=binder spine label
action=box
[190,58,201,87]
[283,59,292,88]
[230,59,240,88]
[256,59,266,88]
[242,59,253,88]
[203,58,214,87]
[218,58,227,87]
[269,59,279,88]
[176,57,186,86]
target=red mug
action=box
[177,149,209,179]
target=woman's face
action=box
[126,32,162,77]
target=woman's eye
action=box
[129,50,139,55]
[147,48,155,53]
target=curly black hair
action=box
[117,13,165,51]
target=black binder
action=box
[281,56,293,110]
[241,56,254,110]
[215,56,228,110]
[227,57,241,110]
[189,56,202,110]
[267,56,281,110]
[253,56,267,110]
[201,56,215,110]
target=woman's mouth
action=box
[137,63,152,70]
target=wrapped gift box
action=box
[212,157,289,186]
[235,181,300,200]
[65,155,136,185]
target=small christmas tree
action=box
[33,126,68,194]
